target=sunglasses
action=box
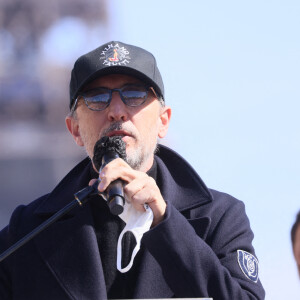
[71,84,158,113]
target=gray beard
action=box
[81,121,157,171]
[82,134,156,172]
[126,144,148,171]
[127,152,143,170]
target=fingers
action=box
[97,158,135,192]
[124,175,153,211]
[95,158,166,226]
[89,178,98,186]
[125,177,167,226]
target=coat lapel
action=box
[156,145,213,211]
[34,204,107,299]
[156,146,213,247]
[33,158,107,299]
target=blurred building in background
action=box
[0,0,111,228]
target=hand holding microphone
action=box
[91,135,166,225]
[92,136,127,215]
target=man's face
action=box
[66,74,171,172]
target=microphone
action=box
[93,136,127,215]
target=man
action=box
[291,211,300,277]
[0,41,265,299]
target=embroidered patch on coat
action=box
[237,250,259,283]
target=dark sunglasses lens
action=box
[122,86,148,106]
[83,89,110,111]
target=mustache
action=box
[101,122,136,138]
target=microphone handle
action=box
[101,151,125,215]
[107,179,125,215]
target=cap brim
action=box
[71,66,163,104]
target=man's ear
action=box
[158,106,171,138]
[65,115,84,146]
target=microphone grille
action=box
[93,136,127,170]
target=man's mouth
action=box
[106,130,132,138]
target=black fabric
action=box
[0,145,266,299]
[89,196,124,295]
[147,158,157,181]
[89,159,158,299]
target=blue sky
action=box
[107,1,300,298]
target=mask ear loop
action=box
[117,204,153,273]
[117,229,142,273]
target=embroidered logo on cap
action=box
[100,43,131,67]
[237,250,259,283]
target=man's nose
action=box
[107,91,128,122]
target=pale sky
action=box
[108,1,300,298]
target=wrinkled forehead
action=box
[81,74,146,92]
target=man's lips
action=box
[106,130,132,138]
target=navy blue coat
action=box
[0,145,265,299]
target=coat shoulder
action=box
[0,194,50,247]
[207,188,246,214]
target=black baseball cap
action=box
[69,41,164,109]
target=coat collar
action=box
[32,145,212,298]
[34,204,107,300]
[155,144,212,211]
[34,144,212,216]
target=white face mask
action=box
[117,202,153,273]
